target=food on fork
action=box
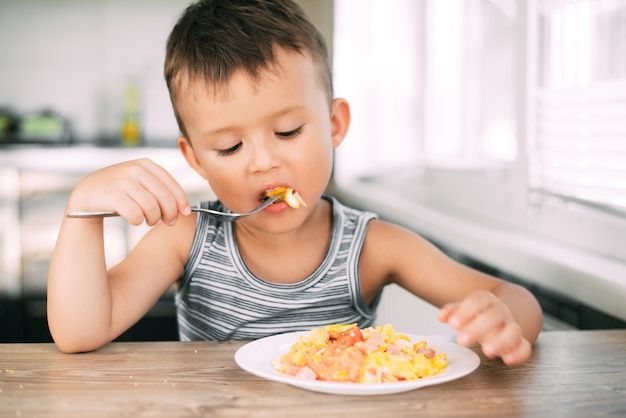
[272,324,448,383]
[261,186,307,209]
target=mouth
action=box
[260,186,307,209]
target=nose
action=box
[248,135,279,173]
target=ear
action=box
[177,136,207,179]
[329,98,351,150]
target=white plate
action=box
[234,331,480,395]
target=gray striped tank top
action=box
[175,195,380,341]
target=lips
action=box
[260,186,307,209]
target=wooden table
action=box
[1,330,625,417]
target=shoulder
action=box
[326,197,426,255]
[329,196,366,214]
[357,219,426,303]
[360,219,445,281]
[361,219,506,307]
[364,218,428,249]
[328,196,377,226]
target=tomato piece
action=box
[330,326,364,348]
[306,346,365,382]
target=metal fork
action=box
[66,194,281,222]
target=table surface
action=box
[1,329,625,417]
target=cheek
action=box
[296,137,334,181]
[199,158,241,197]
[312,131,335,165]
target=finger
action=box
[136,174,181,226]
[437,303,459,323]
[125,160,189,225]
[480,322,530,365]
[140,160,191,216]
[456,312,505,348]
[441,292,508,348]
[107,173,164,226]
[502,338,532,366]
[120,183,163,226]
[444,291,494,330]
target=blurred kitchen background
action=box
[1,0,625,343]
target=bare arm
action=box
[47,159,193,353]
[361,220,543,365]
[48,215,113,352]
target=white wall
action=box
[0,0,191,144]
[0,0,333,145]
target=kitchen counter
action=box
[333,180,626,326]
[0,144,198,176]
[1,329,625,417]
[0,145,213,298]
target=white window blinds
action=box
[530,0,626,213]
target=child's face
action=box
[176,48,349,227]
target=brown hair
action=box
[164,0,332,135]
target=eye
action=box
[217,142,242,156]
[276,126,302,139]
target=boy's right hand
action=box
[68,158,191,226]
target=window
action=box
[532,0,626,212]
[334,0,625,213]
[332,0,626,300]
[333,0,423,182]
[333,0,520,184]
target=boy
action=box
[48,0,542,365]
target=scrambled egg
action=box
[261,187,307,209]
[273,324,448,383]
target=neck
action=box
[233,198,333,283]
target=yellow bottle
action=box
[120,82,142,146]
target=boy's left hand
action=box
[438,290,532,366]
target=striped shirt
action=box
[175,195,380,341]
